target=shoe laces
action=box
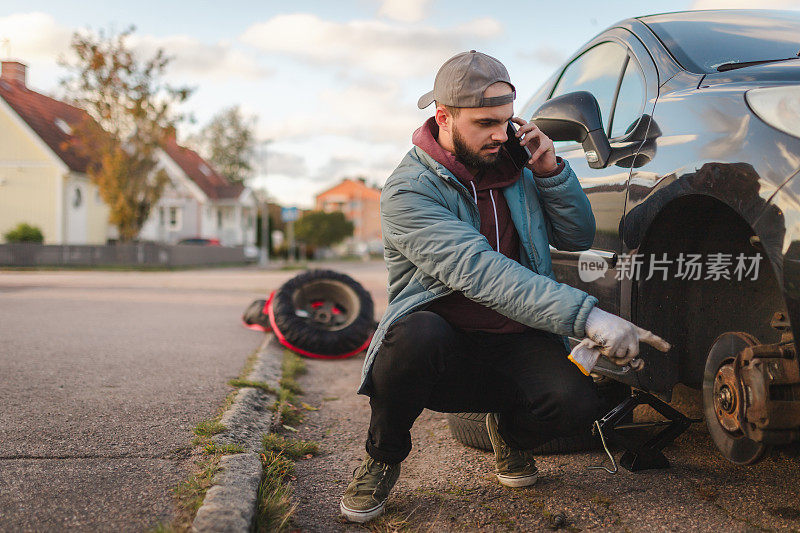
[351,459,392,493]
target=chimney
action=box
[1,61,26,86]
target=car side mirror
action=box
[531,91,612,169]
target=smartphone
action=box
[504,122,533,170]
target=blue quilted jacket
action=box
[358,146,598,394]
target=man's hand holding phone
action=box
[509,117,559,176]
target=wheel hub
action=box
[713,363,742,433]
[302,298,349,329]
[702,331,768,465]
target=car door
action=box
[521,28,658,318]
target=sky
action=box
[2,0,799,207]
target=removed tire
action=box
[271,269,375,359]
[447,379,630,454]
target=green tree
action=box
[188,106,257,183]
[59,26,192,241]
[4,223,44,243]
[293,211,354,248]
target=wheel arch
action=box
[630,192,786,392]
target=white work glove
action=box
[584,307,671,365]
[568,338,645,375]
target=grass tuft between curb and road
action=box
[253,350,321,533]
[152,338,321,533]
[151,348,262,532]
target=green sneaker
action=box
[486,413,539,487]
[340,455,401,523]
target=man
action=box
[339,51,669,524]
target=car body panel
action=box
[521,10,800,394]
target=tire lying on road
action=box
[270,269,375,359]
[447,379,630,453]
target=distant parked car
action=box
[517,9,800,466]
[177,237,221,246]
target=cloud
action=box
[240,13,502,78]
[0,12,267,82]
[260,151,308,178]
[0,12,72,62]
[312,155,391,184]
[128,35,270,81]
[518,46,567,67]
[257,80,424,145]
[316,83,422,142]
[378,0,431,22]
[690,0,800,8]
[249,174,323,208]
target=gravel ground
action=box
[287,354,800,532]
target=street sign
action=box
[281,207,299,223]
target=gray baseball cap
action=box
[417,50,516,110]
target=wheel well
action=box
[634,194,784,389]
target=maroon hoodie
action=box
[411,117,564,334]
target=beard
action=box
[452,125,502,171]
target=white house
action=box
[0,59,257,247]
[139,137,257,247]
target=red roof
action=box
[162,137,244,200]
[0,78,91,172]
[0,75,243,201]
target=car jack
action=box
[590,389,694,472]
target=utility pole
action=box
[257,139,273,267]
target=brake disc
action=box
[702,332,768,465]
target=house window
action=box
[55,118,72,134]
[72,187,82,208]
[159,207,165,226]
[217,209,223,229]
[169,207,182,230]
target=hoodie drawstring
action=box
[489,189,500,252]
[472,182,501,253]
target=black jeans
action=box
[365,311,601,465]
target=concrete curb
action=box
[192,335,285,533]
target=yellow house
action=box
[0,60,110,244]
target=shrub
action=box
[4,223,44,243]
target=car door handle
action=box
[549,246,617,268]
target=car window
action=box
[519,78,554,121]
[609,55,646,139]
[550,41,629,140]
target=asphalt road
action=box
[0,263,387,532]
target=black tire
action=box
[446,379,631,454]
[271,269,375,358]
